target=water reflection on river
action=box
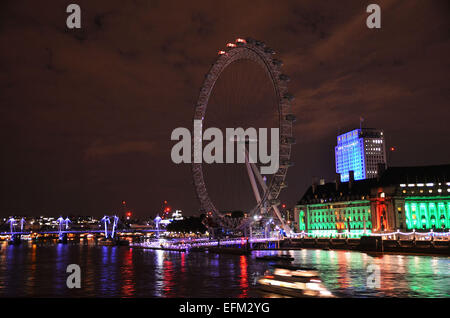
[0,242,448,297]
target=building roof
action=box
[297,178,376,205]
[377,164,450,185]
[297,164,450,205]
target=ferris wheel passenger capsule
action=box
[245,37,256,44]
[255,40,265,47]
[272,59,283,66]
[285,114,296,122]
[283,137,296,144]
[279,74,290,82]
[283,93,294,102]
[280,159,294,167]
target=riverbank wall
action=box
[280,237,450,256]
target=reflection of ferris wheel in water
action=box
[192,37,295,235]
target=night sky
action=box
[0,0,449,218]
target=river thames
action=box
[0,242,448,297]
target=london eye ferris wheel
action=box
[192,37,296,235]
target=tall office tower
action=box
[335,128,386,182]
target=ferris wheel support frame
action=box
[245,150,292,236]
[248,157,292,235]
[245,151,262,205]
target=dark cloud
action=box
[84,140,156,159]
[0,0,448,217]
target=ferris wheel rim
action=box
[192,37,294,229]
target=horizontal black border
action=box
[0,298,447,316]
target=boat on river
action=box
[257,265,335,298]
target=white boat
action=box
[257,265,335,298]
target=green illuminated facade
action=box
[404,197,450,230]
[294,165,450,237]
[297,200,372,238]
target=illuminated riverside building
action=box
[335,128,386,182]
[294,164,450,237]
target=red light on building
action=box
[282,204,286,209]
[236,38,246,44]
[390,146,396,151]
[226,43,236,48]
[218,50,226,55]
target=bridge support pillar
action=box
[58,232,68,244]
[9,234,22,245]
